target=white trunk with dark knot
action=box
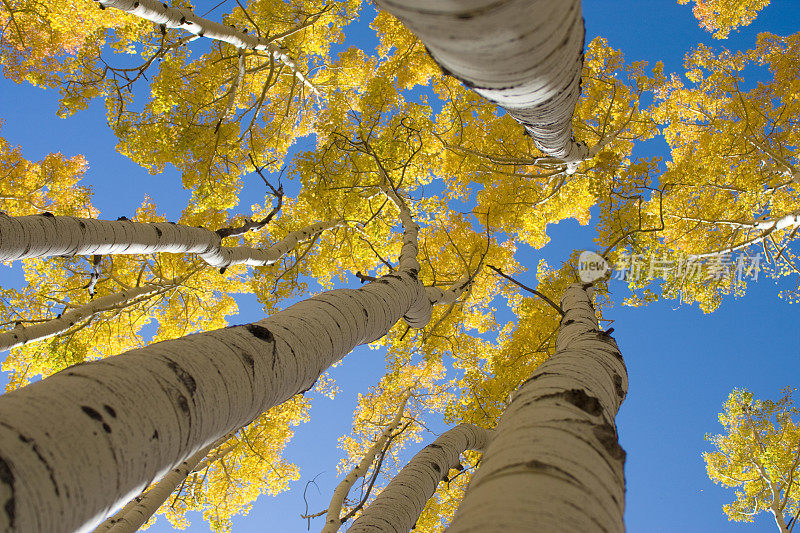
[446,284,627,532]
[0,213,339,268]
[0,270,431,532]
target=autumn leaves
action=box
[0,0,798,530]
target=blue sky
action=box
[0,1,799,532]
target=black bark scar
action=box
[594,423,626,462]
[563,389,603,416]
[166,360,197,395]
[239,351,255,376]
[0,457,14,529]
[245,324,273,342]
[82,405,112,434]
[81,405,103,422]
[613,374,626,400]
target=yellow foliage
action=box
[0,129,94,216]
[155,396,311,532]
[6,3,799,530]
[677,0,771,39]
[704,387,800,524]
[0,0,149,87]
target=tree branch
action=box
[487,265,563,316]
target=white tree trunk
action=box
[0,264,433,532]
[95,441,214,533]
[446,284,628,533]
[0,282,176,352]
[94,433,237,533]
[95,0,320,96]
[347,423,491,533]
[0,213,339,268]
[375,0,588,163]
[208,219,343,268]
[322,392,411,533]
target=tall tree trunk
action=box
[94,433,236,533]
[322,392,411,533]
[95,442,213,533]
[348,423,492,533]
[446,283,627,532]
[0,269,429,532]
[0,213,339,268]
[375,0,588,164]
[0,202,441,532]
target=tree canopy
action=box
[0,0,798,531]
[705,387,800,531]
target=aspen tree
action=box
[0,213,340,268]
[0,132,94,218]
[348,424,492,533]
[0,213,340,356]
[312,358,456,532]
[0,275,190,352]
[322,392,411,533]
[0,186,476,531]
[375,0,589,164]
[598,31,800,311]
[94,438,224,533]
[0,1,647,531]
[93,0,320,96]
[446,283,627,533]
[677,0,772,39]
[148,398,310,531]
[705,388,800,532]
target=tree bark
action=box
[0,213,339,268]
[446,283,627,533]
[323,392,411,533]
[772,508,789,533]
[95,442,211,533]
[0,264,435,532]
[348,423,492,533]
[93,433,237,533]
[0,282,177,352]
[0,199,445,533]
[375,0,588,164]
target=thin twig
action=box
[487,265,564,316]
[301,472,325,531]
[216,155,284,239]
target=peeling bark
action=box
[446,284,627,532]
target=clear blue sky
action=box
[0,1,798,532]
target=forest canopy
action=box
[0,0,798,532]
